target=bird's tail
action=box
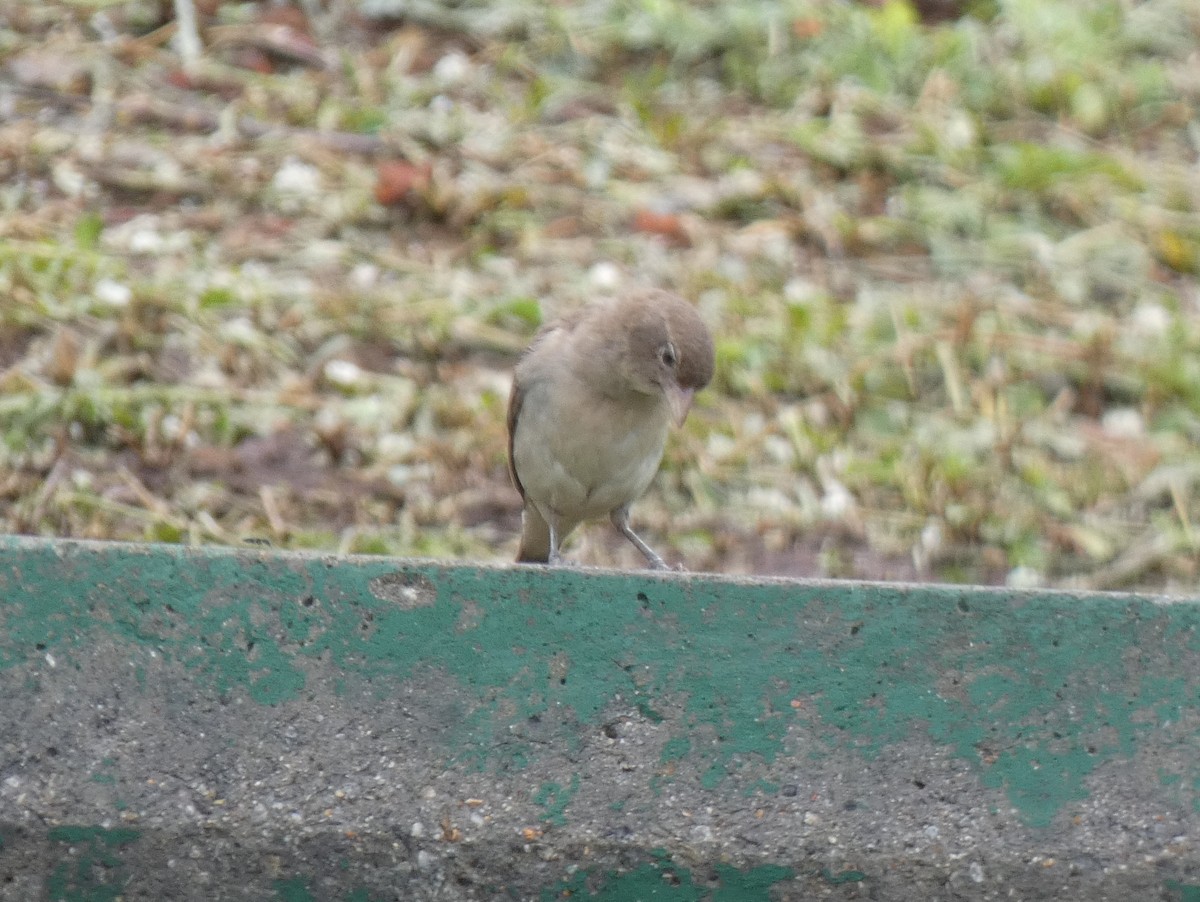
[516,505,552,563]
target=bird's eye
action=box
[659,343,678,368]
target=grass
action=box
[1,0,1199,590]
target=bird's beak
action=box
[667,384,695,427]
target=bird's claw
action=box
[645,555,679,572]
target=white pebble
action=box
[433,51,471,85]
[1101,407,1143,439]
[95,278,132,307]
[1006,566,1044,589]
[324,359,364,387]
[272,158,322,197]
[588,261,622,289]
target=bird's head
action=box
[620,291,715,426]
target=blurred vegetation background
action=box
[1,0,1198,590]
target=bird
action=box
[507,288,715,569]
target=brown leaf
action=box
[45,327,82,387]
[164,67,244,100]
[374,161,433,207]
[791,18,823,39]
[232,46,275,75]
[631,209,690,245]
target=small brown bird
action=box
[507,289,715,569]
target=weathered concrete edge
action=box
[1,536,1199,901]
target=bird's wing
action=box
[507,310,585,499]
[506,373,527,500]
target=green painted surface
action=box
[536,775,581,826]
[820,868,867,885]
[2,537,1199,831]
[1165,881,1200,902]
[273,877,316,902]
[46,826,140,902]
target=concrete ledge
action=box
[1,536,1199,900]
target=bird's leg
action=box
[546,518,563,566]
[610,506,669,570]
[546,514,580,567]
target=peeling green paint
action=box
[272,877,315,902]
[546,863,702,901]
[1165,880,1200,902]
[541,855,793,901]
[270,878,391,902]
[661,735,692,763]
[46,826,140,902]
[2,538,1200,829]
[536,774,581,826]
[711,863,795,898]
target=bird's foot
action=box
[645,553,670,571]
[546,550,580,568]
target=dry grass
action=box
[2,0,1200,590]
